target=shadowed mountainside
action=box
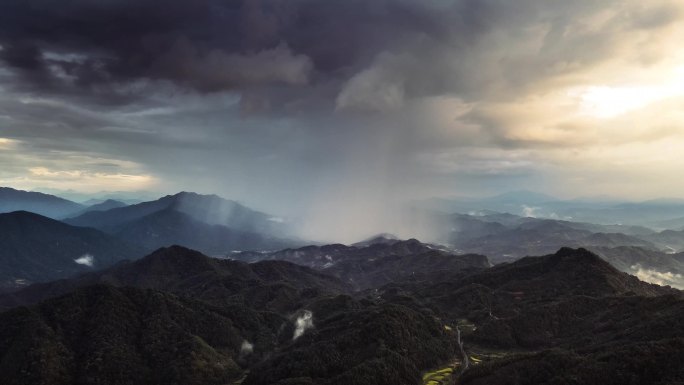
[1,244,683,385]
[0,284,287,385]
[232,238,490,290]
[0,246,461,385]
[65,192,299,254]
[232,248,684,384]
[0,245,349,312]
[0,187,83,218]
[0,211,143,291]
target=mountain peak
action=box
[471,247,671,297]
[1,210,83,229]
[148,244,206,257]
[64,191,292,255]
[3,209,43,218]
[553,247,651,276]
[171,191,224,201]
[0,211,142,289]
[132,245,219,274]
[81,199,127,213]
[352,233,401,247]
[553,247,608,263]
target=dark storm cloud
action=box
[0,0,423,96]
[2,0,680,107]
[0,0,590,105]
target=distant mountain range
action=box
[233,237,489,290]
[0,188,306,290]
[452,218,658,260]
[419,190,684,228]
[66,192,280,231]
[64,191,299,255]
[405,211,684,289]
[427,210,684,262]
[32,188,158,205]
[4,185,684,289]
[0,211,143,291]
[76,199,128,214]
[0,187,84,218]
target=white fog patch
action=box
[74,254,94,267]
[631,264,684,289]
[522,205,540,218]
[240,340,254,355]
[293,310,314,340]
[268,217,285,223]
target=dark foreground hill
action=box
[214,248,684,385]
[0,211,143,291]
[0,245,349,312]
[368,248,684,385]
[243,300,457,385]
[1,246,683,385]
[455,247,670,298]
[0,285,459,385]
[390,248,677,336]
[0,285,285,385]
[460,338,684,385]
[0,246,461,385]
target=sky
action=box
[1,0,684,236]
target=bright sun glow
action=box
[571,67,684,119]
[0,137,18,150]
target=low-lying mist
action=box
[294,199,444,245]
[631,264,684,290]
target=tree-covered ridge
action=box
[1,246,683,385]
[0,211,144,290]
[0,285,283,385]
[0,245,350,312]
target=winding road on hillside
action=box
[456,325,469,374]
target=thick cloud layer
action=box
[4,0,673,106]
[0,0,450,99]
[1,0,684,241]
